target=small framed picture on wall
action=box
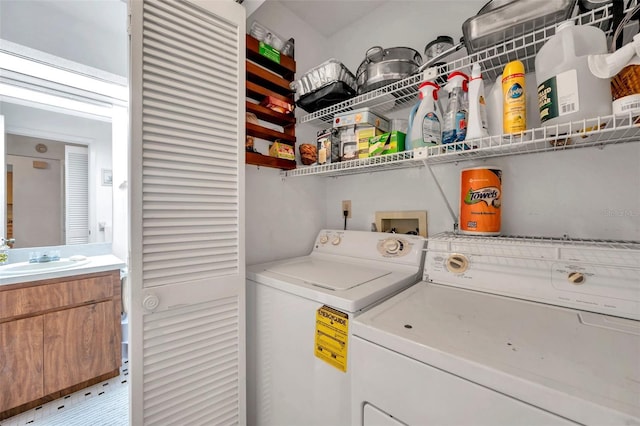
[102,169,113,186]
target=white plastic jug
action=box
[535,20,612,127]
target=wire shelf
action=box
[297,2,631,127]
[283,112,640,177]
[285,151,421,177]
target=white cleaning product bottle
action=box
[466,63,489,142]
[407,81,441,148]
[442,71,469,150]
[536,20,611,127]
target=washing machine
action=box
[246,229,425,426]
[351,233,640,425]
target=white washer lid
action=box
[351,282,640,424]
[266,258,390,291]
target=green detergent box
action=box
[369,131,406,156]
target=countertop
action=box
[0,254,126,286]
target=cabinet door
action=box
[0,316,44,412]
[43,301,119,394]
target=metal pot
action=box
[356,46,422,94]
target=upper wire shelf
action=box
[297,2,626,127]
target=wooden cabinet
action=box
[44,301,119,394]
[0,316,44,412]
[245,34,297,170]
[0,270,121,420]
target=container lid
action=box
[419,81,439,100]
[557,20,576,31]
[447,71,469,81]
[424,35,455,58]
[419,81,439,90]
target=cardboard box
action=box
[369,131,406,157]
[260,96,294,115]
[333,107,390,132]
[339,126,357,161]
[316,128,339,165]
[356,126,383,159]
[269,142,295,160]
[382,131,406,155]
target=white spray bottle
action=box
[407,81,441,149]
[466,63,489,141]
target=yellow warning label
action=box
[314,305,349,372]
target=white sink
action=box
[0,258,91,276]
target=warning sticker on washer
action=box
[315,305,349,372]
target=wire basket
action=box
[611,64,640,100]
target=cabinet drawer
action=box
[0,272,117,321]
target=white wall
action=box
[8,154,63,248]
[324,144,640,240]
[245,166,326,265]
[326,1,481,74]
[0,0,128,77]
[89,132,114,244]
[245,1,332,264]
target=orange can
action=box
[460,167,502,235]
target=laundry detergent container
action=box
[535,20,612,128]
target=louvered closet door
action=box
[129,1,246,425]
[65,145,89,244]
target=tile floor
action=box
[0,361,129,426]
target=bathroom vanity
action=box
[0,267,122,419]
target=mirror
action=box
[0,45,128,254]
[2,101,114,248]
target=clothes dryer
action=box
[246,229,425,426]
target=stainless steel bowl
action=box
[356,46,422,94]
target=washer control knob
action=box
[446,254,469,274]
[331,236,342,245]
[319,235,329,244]
[382,238,402,254]
[143,294,160,311]
[568,272,585,285]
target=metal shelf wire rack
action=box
[284,111,640,176]
[298,2,626,127]
[283,2,640,178]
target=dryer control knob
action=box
[331,236,342,245]
[568,272,585,285]
[382,238,402,254]
[446,254,469,274]
[319,235,329,244]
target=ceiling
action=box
[275,0,386,37]
[37,0,127,37]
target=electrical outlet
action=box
[342,200,352,218]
